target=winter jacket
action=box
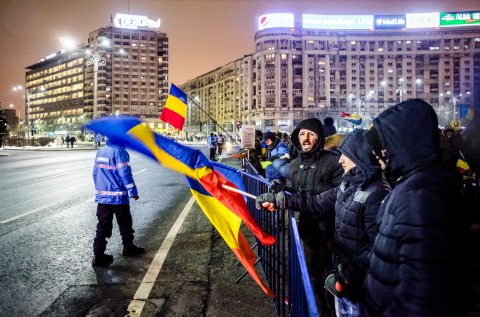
[363,99,468,317]
[208,135,217,148]
[289,118,344,241]
[93,142,138,205]
[289,129,391,300]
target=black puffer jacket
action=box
[364,99,468,317]
[289,118,343,241]
[289,129,391,299]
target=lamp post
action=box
[446,92,462,122]
[86,48,106,120]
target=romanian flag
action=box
[341,112,363,125]
[457,151,471,174]
[160,84,187,130]
[85,116,275,297]
[186,168,274,297]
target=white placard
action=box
[241,125,256,149]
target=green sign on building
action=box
[440,11,480,27]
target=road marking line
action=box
[126,196,196,317]
[133,168,147,175]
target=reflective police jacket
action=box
[93,144,138,204]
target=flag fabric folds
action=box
[160,84,188,130]
[85,116,275,297]
[457,150,471,174]
[341,112,363,125]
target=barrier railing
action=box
[240,158,319,317]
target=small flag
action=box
[341,112,363,125]
[160,84,187,130]
[457,150,471,174]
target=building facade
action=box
[183,12,480,133]
[23,14,169,138]
[85,26,169,126]
[25,48,85,137]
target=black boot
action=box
[92,253,114,267]
[122,244,145,257]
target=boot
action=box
[92,253,114,267]
[122,244,145,257]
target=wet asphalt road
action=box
[0,148,276,317]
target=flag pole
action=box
[188,96,240,145]
[221,184,257,200]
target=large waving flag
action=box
[160,84,187,130]
[85,116,275,297]
[341,112,362,125]
[186,172,274,297]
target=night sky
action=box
[0,0,476,119]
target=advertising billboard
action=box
[440,11,480,27]
[406,12,440,29]
[113,13,160,29]
[374,15,406,29]
[302,14,374,30]
[257,13,294,31]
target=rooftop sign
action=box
[406,12,439,29]
[440,11,480,27]
[257,13,294,31]
[303,14,374,30]
[374,15,406,29]
[113,13,160,30]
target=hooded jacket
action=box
[93,141,138,205]
[289,129,391,299]
[363,99,467,317]
[289,118,343,241]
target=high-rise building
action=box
[85,26,169,123]
[25,47,85,137]
[24,13,169,138]
[183,11,480,133]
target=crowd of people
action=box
[252,100,480,317]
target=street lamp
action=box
[446,92,462,122]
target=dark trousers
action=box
[304,240,336,317]
[209,147,216,161]
[93,203,135,255]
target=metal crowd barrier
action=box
[240,158,319,317]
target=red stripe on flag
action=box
[232,232,275,298]
[200,170,275,246]
[160,107,185,130]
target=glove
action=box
[270,179,286,193]
[337,261,362,286]
[274,191,286,210]
[255,192,276,211]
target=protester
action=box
[439,125,462,185]
[261,118,342,317]
[70,135,76,148]
[208,133,217,161]
[323,117,337,138]
[66,135,71,148]
[261,131,290,182]
[217,133,224,155]
[92,139,144,266]
[362,99,470,316]
[257,129,390,317]
[95,134,102,148]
